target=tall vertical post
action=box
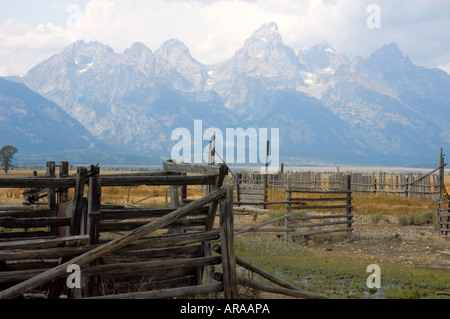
[285,174,292,241]
[71,167,87,236]
[346,175,353,230]
[170,183,180,208]
[235,173,241,208]
[87,175,101,245]
[46,161,56,209]
[263,140,269,209]
[59,161,69,204]
[439,148,445,200]
[219,187,238,299]
[85,169,101,298]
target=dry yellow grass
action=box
[1,170,449,212]
[0,169,206,206]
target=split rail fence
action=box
[0,161,326,299]
[234,174,353,239]
[235,170,443,200]
[0,161,240,299]
[437,199,450,238]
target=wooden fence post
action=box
[59,161,69,204]
[71,167,87,236]
[285,174,292,241]
[85,171,102,297]
[87,175,101,245]
[263,140,269,209]
[170,185,180,208]
[235,173,241,208]
[219,187,238,299]
[346,175,353,229]
[405,176,409,198]
[439,148,445,200]
[46,161,56,209]
[205,164,228,231]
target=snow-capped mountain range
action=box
[4,21,450,166]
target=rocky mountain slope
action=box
[17,22,450,166]
[0,77,99,155]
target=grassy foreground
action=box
[235,235,450,299]
[1,170,449,299]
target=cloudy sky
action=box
[1,0,449,76]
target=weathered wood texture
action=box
[0,162,239,299]
[437,200,450,238]
[231,163,445,200]
[288,175,353,239]
[219,187,238,299]
[0,187,227,299]
[232,174,353,239]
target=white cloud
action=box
[0,19,81,75]
[0,0,449,75]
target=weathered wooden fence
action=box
[0,161,326,299]
[234,174,353,239]
[233,170,443,200]
[286,175,353,239]
[437,199,450,238]
[0,162,241,299]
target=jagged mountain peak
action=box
[249,21,281,42]
[15,22,450,166]
[126,42,152,54]
[234,22,299,65]
[242,22,285,54]
[154,38,208,92]
[155,39,193,60]
[366,42,411,66]
[65,40,115,57]
[297,41,348,73]
[123,42,154,66]
[312,41,337,53]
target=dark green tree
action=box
[0,145,18,174]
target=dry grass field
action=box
[1,169,449,299]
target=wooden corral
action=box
[234,174,353,239]
[0,161,325,299]
[0,162,239,299]
[236,170,444,200]
[233,148,447,201]
[285,174,353,240]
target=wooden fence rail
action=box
[233,174,353,239]
[231,169,443,200]
[437,199,450,238]
[0,161,242,299]
[286,174,353,240]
